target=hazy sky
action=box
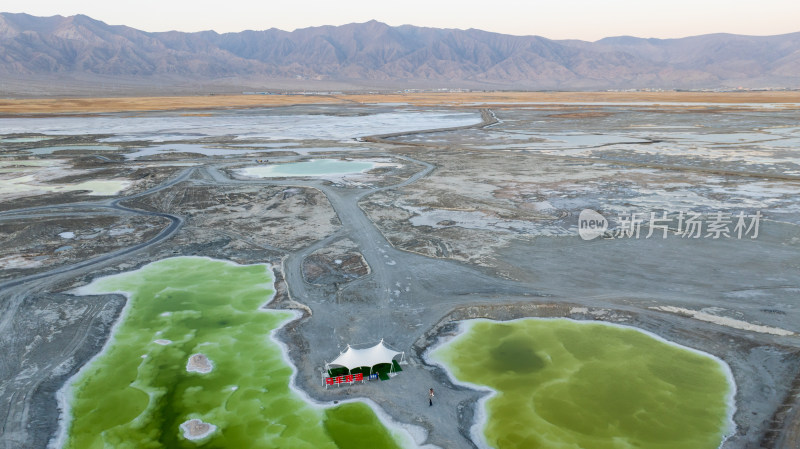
[4,0,800,41]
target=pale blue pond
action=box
[124,144,255,159]
[1,136,54,143]
[23,145,120,155]
[228,142,301,148]
[538,133,651,146]
[126,145,369,159]
[238,159,375,178]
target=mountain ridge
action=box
[1,12,798,94]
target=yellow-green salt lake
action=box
[430,318,735,449]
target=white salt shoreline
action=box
[651,305,795,336]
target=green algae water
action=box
[430,318,734,449]
[61,257,405,449]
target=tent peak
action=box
[327,339,404,371]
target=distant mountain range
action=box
[1,12,799,95]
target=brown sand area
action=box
[1,91,799,115]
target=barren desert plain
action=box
[1,91,800,449]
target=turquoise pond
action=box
[23,145,120,155]
[237,159,375,178]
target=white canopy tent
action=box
[326,339,404,374]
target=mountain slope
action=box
[1,12,798,92]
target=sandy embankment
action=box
[1,91,799,115]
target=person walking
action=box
[429,388,434,406]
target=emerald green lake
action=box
[61,256,406,449]
[430,318,735,449]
